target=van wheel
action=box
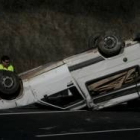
[98,31,124,57]
[0,70,22,100]
[88,32,103,49]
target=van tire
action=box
[88,32,103,49]
[0,70,22,100]
[98,31,124,57]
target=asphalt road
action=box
[0,105,140,140]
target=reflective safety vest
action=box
[0,64,14,72]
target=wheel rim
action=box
[103,36,117,49]
[1,76,14,89]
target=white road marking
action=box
[0,110,86,116]
[39,126,57,130]
[36,127,140,137]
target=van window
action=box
[86,66,139,98]
[42,86,83,108]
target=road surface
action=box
[0,105,140,140]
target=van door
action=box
[40,84,86,110]
[86,66,140,108]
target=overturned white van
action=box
[0,31,140,110]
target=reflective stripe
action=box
[0,64,14,72]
